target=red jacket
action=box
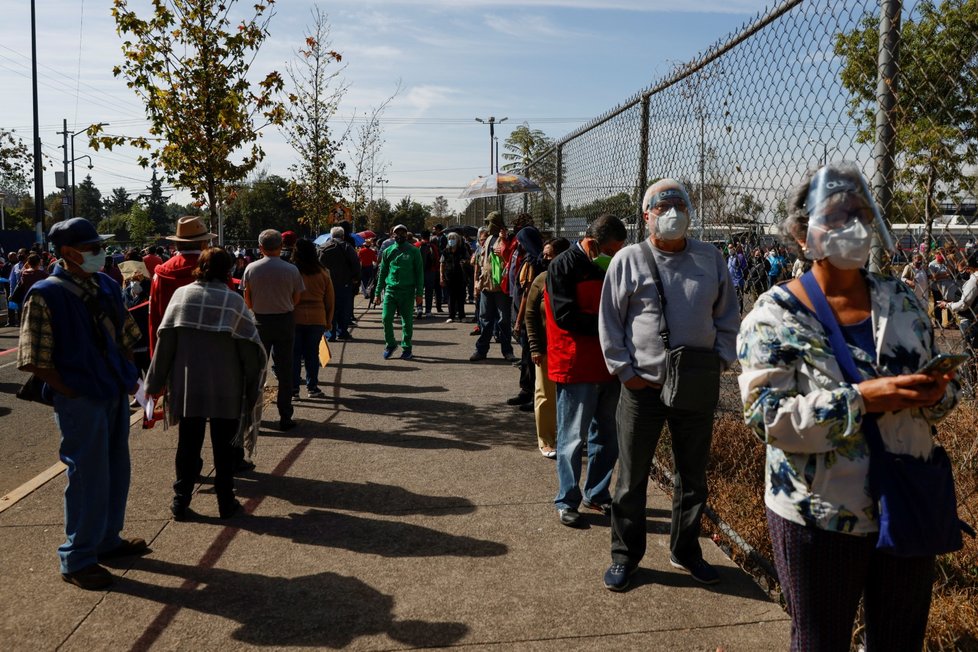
[544,246,613,384]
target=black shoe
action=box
[469,352,487,362]
[469,327,481,336]
[278,418,297,431]
[218,498,243,519]
[171,501,190,521]
[233,459,256,474]
[99,537,149,561]
[603,562,638,592]
[337,332,353,341]
[62,564,113,591]
[506,392,532,406]
[582,500,612,517]
[519,402,534,412]
[558,508,581,527]
[669,555,720,585]
[503,352,519,363]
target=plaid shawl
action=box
[158,280,267,455]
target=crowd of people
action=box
[5,161,973,650]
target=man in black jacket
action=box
[318,226,361,341]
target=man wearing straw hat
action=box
[148,216,216,356]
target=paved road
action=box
[0,324,64,498]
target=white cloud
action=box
[327,0,768,14]
[403,85,460,113]
[483,14,587,39]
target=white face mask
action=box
[79,250,105,274]
[654,207,689,240]
[820,219,872,270]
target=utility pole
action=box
[870,0,901,273]
[30,0,44,244]
[475,116,507,175]
[377,177,388,200]
[58,119,70,221]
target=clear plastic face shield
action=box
[804,161,895,263]
[643,184,695,240]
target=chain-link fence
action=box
[464,0,978,398]
[463,2,978,645]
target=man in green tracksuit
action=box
[375,224,424,360]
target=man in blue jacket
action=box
[17,218,146,590]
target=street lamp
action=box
[71,123,108,216]
[475,116,507,174]
[0,191,6,231]
[808,138,828,166]
[376,177,388,200]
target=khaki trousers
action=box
[533,354,557,449]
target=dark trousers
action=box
[475,291,513,355]
[447,277,466,319]
[360,267,375,298]
[767,509,934,652]
[293,324,327,392]
[611,385,714,565]
[518,328,534,395]
[174,416,238,509]
[424,270,443,313]
[255,312,294,421]
[330,283,352,337]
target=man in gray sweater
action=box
[598,178,740,592]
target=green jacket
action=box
[377,241,423,297]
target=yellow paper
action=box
[318,337,332,367]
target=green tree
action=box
[0,128,31,198]
[144,166,170,234]
[282,6,348,235]
[74,175,104,224]
[104,187,134,216]
[365,198,393,234]
[223,173,300,242]
[835,0,978,247]
[126,202,156,244]
[430,195,450,220]
[501,123,557,190]
[94,0,286,243]
[391,196,428,234]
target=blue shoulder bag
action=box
[800,271,973,557]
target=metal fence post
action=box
[871,0,902,273]
[554,144,563,237]
[636,94,651,242]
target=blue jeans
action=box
[330,283,352,338]
[554,380,620,511]
[475,291,513,355]
[293,324,327,392]
[53,391,132,573]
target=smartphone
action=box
[915,353,970,376]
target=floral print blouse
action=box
[738,272,958,535]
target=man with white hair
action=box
[242,229,305,431]
[317,225,361,341]
[599,179,740,591]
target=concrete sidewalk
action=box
[0,299,789,651]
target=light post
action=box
[71,123,108,216]
[475,116,507,174]
[376,177,388,200]
[0,191,6,231]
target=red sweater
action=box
[544,246,613,384]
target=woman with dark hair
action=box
[145,247,266,520]
[738,162,959,650]
[292,238,335,399]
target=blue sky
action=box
[0,0,771,216]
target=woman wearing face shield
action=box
[737,162,959,650]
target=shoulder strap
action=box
[639,239,671,350]
[799,271,884,455]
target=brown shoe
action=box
[62,563,113,590]
[98,537,149,561]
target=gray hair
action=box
[330,226,345,239]
[779,169,816,259]
[258,229,283,251]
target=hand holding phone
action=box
[915,353,970,376]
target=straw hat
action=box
[166,216,217,242]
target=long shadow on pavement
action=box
[113,559,469,648]
[257,421,491,451]
[232,474,477,516]
[228,509,508,558]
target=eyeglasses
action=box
[649,199,687,214]
[815,207,875,230]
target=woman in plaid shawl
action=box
[145,248,266,520]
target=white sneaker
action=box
[445,318,454,323]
